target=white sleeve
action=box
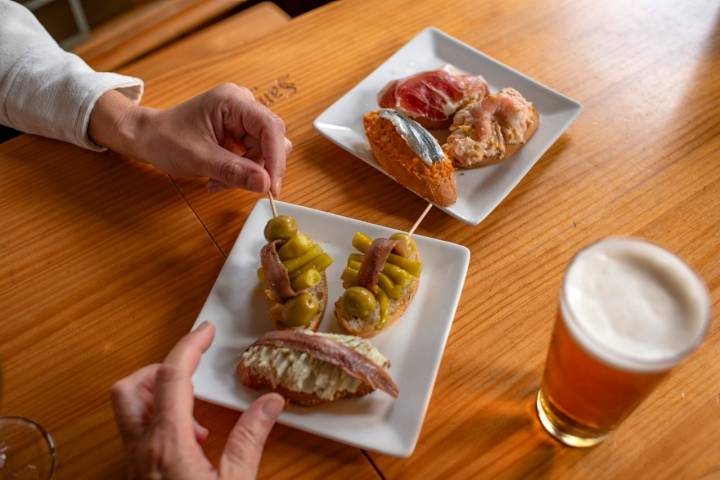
[0,0,144,151]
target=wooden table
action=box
[2,0,719,478]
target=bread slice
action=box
[335,276,419,338]
[238,366,374,406]
[364,111,457,206]
[335,249,421,337]
[263,271,327,332]
[236,331,397,406]
[445,89,540,168]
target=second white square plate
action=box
[314,27,582,225]
[191,200,470,457]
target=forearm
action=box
[0,0,143,150]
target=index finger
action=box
[163,320,216,375]
[154,321,215,427]
[239,102,287,195]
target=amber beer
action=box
[537,238,711,447]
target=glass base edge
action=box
[535,390,607,448]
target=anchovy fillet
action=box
[378,109,445,166]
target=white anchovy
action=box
[378,109,445,166]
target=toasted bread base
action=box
[264,271,328,332]
[236,363,375,406]
[335,276,419,338]
[450,107,539,168]
[364,111,457,207]
[335,248,421,337]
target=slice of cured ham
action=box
[377,65,488,129]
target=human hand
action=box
[111,321,285,479]
[90,84,291,195]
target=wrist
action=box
[89,90,152,159]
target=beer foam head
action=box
[562,237,711,372]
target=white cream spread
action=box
[241,332,389,400]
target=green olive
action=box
[264,215,297,242]
[279,232,314,260]
[281,292,319,327]
[292,268,321,290]
[390,233,416,257]
[342,287,377,319]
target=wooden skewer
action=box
[268,191,278,218]
[407,202,432,237]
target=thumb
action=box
[201,144,270,192]
[220,393,284,478]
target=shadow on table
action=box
[385,363,589,478]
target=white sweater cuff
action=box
[2,50,143,151]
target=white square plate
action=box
[313,27,582,225]
[191,200,470,457]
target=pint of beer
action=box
[537,237,711,447]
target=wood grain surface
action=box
[133,0,720,477]
[74,0,246,71]
[1,0,719,479]
[0,139,379,479]
[0,8,377,479]
[121,2,290,81]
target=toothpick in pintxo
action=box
[408,202,432,237]
[268,191,278,218]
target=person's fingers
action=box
[242,135,262,163]
[284,137,293,155]
[241,134,290,163]
[219,393,284,478]
[225,97,286,195]
[163,321,215,378]
[199,143,270,192]
[222,133,247,157]
[193,418,209,444]
[154,322,215,431]
[206,179,230,194]
[111,364,161,443]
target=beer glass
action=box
[537,237,711,447]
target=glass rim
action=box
[0,415,56,479]
[559,236,712,373]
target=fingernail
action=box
[195,320,211,332]
[261,394,285,419]
[273,179,282,198]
